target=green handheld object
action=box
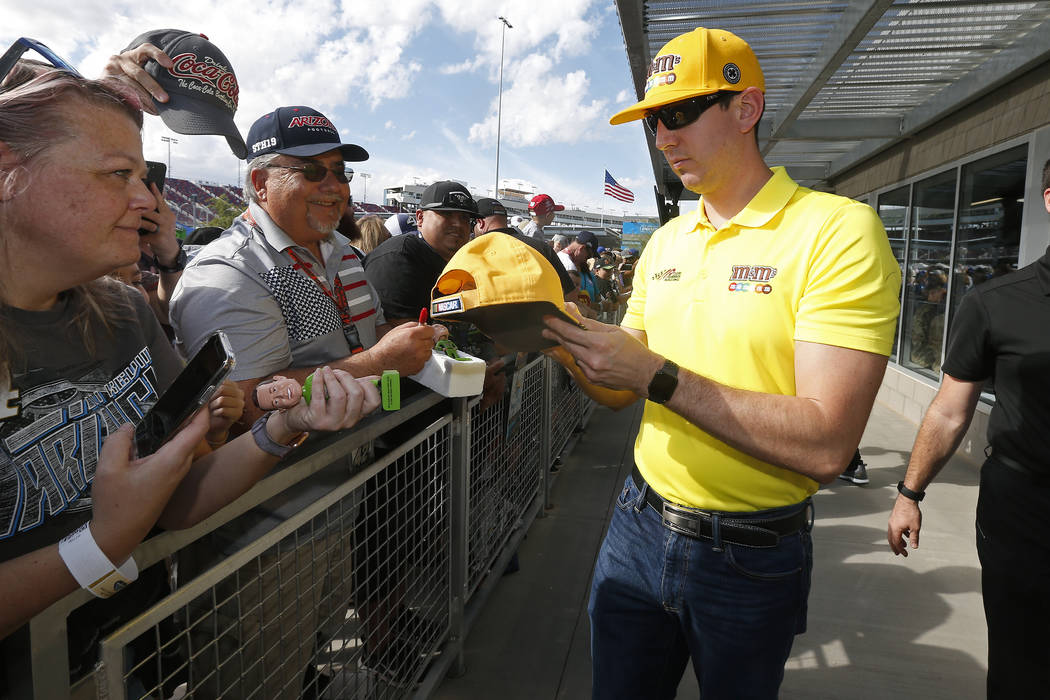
[374,370,400,411]
[435,338,470,361]
[302,370,400,411]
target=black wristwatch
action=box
[647,359,679,404]
[896,480,925,502]
[154,245,187,273]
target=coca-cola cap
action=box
[124,29,247,159]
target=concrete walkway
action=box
[435,399,986,700]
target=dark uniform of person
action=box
[941,247,1050,696]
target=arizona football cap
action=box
[124,29,247,159]
[609,27,764,125]
[430,233,584,352]
[246,106,368,162]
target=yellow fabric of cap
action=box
[610,27,764,125]
[430,232,583,351]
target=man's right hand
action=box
[887,494,922,556]
[368,323,443,376]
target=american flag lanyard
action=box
[244,209,363,353]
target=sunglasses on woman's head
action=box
[643,91,738,135]
[0,37,82,86]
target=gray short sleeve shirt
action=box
[170,202,386,381]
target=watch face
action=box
[648,361,678,404]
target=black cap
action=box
[245,106,368,162]
[575,230,599,254]
[475,197,508,218]
[124,29,247,159]
[420,181,478,215]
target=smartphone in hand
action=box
[138,161,167,236]
[134,331,235,456]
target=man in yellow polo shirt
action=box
[543,27,899,699]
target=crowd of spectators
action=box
[0,28,642,696]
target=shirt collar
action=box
[247,201,347,256]
[692,166,799,232]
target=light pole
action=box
[161,136,178,177]
[360,172,372,204]
[494,15,512,198]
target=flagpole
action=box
[600,170,605,231]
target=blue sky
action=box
[3,0,659,216]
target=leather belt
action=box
[630,465,810,548]
[985,446,1049,484]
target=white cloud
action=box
[401,130,417,140]
[616,89,633,103]
[439,57,485,75]
[468,52,607,148]
[384,120,395,129]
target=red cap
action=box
[528,194,564,217]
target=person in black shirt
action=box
[887,158,1050,699]
[364,181,475,324]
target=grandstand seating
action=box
[165,176,392,231]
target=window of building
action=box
[877,185,910,362]
[900,170,956,379]
[949,146,1026,336]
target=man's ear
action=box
[416,209,426,228]
[736,87,765,136]
[250,166,269,202]
[1043,188,1050,216]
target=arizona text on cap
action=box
[430,233,584,352]
[124,29,247,158]
[419,181,478,215]
[609,27,764,125]
[475,197,508,218]
[246,106,368,162]
[528,194,564,217]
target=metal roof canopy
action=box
[615,0,1050,209]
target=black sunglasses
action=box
[643,91,738,135]
[265,161,353,183]
[0,37,83,86]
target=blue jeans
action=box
[589,476,813,700]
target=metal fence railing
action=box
[13,356,590,700]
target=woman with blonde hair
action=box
[357,214,391,254]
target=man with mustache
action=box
[167,106,440,698]
[171,106,438,419]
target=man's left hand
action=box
[542,303,662,396]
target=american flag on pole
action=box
[604,170,635,203]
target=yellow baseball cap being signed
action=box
[610,27,764,126]
[430,232,584,352]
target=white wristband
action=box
[58,522,138,598]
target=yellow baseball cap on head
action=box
[430,232,583,351]
[609,27,764,125]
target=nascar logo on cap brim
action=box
[432,295,464,316]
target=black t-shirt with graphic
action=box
[0,291,181,563]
